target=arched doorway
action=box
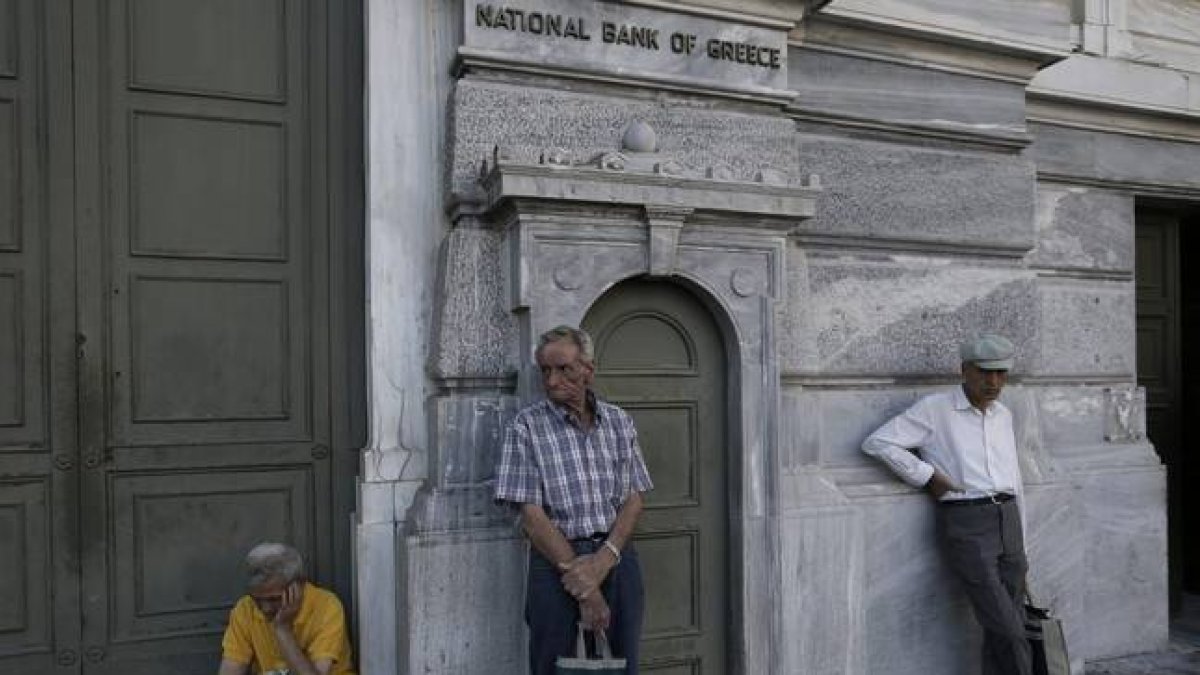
[583,279,730,674]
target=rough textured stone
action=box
[1029,122,1200,190]
[783,252,1037,375]
[451,78,799,195]
[404,532,527,674]
[1031,277,1135,378]
[429,227,517,378]
[1029,183,1134,272]
[794,132,1037,249]
[789,47,1026,130]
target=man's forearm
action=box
[273,625,326,675]
[604,492,643,552]
[519,503,576,567]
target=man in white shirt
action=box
[862,334,1030,675]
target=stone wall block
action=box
[451,79,799,195]
[430,227,517,378]
[1029,183,1134,272]
[779,506,865,674]
[1030,122,1200,190]
[860,496,977,674]
[782,254,1037,375]
[1030,277,1134,377]
[1078,467,1169,660]
[429,393,519,487]
[824,0,1073,51]
[783,387,927,471]
[404,533,527,673]
[793,133,1037,249]
[789,48,1026,129]
[1024,482,1087,674]
[1029,385,1160,471]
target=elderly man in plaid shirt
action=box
[494,325,654,675]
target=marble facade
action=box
[358,0,1192,672]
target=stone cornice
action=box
[787,107,1032,151]
[478,147,821,226]
[793,12,1067,84]
[1027,92,1200,145]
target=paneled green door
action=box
[584,280,729,675]
[0,1,360,672]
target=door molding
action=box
[476,125,820,674]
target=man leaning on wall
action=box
[862,335,1032,675]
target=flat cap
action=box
[960,334,1015,371]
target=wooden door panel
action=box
[130,111,288,260]
[106,468,313,643]
[118,271,307,441]
[0,0,45,448]
[638,530,701,638]
[622,402,699,508]
[0,0,15,78]
[642,662,698,675]
[0,98,16,250]
[127,0,287,101]
[0,270,24,427]
[0,479,51,656]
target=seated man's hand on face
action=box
[272,581,304,631]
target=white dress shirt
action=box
[861,386,1023,503]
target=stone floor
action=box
[1085,594,1200,674]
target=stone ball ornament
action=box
[621,120,658,153]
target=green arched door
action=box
[584,279,729,675]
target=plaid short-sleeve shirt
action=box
[493,394,653,539]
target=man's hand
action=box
[272,581,303,630]
[579,592,611,631]
[559,552,615,600]
[925,469,961,499]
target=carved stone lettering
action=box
[464,0,789,98]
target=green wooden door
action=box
[0,1,360,672]
[584,280,729,675]
[0,1,82,672]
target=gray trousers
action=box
[936,498,1032,675]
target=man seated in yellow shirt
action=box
[217,542,356,675]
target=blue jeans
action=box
[526,539,644,675]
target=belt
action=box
[569,532,609,543]
[940,492,1015,507]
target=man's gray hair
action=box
[244,542,306,589]
[536,325,594,364]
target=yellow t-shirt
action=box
[221,582,356,675]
